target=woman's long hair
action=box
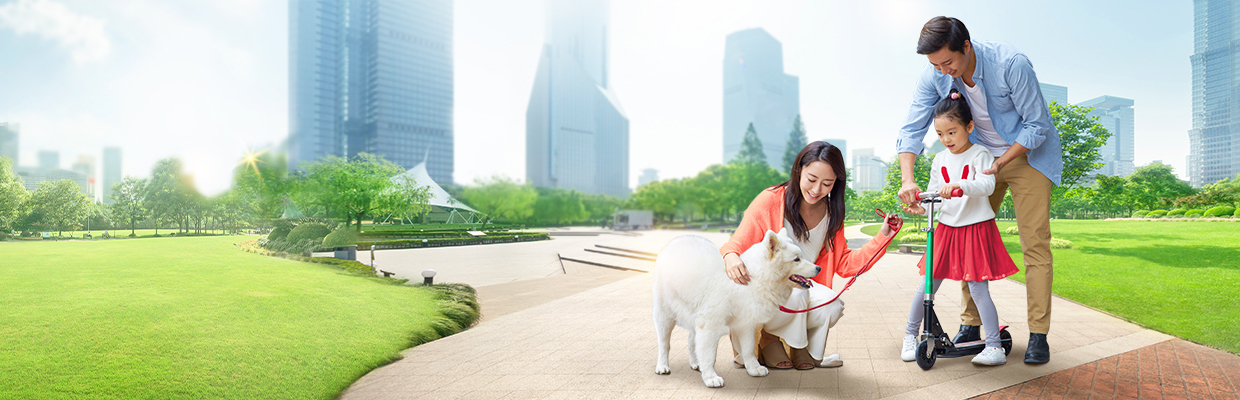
[780,141,847,251]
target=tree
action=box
[1175,173,1240,209]
[1050,101,1112,191]
[532,187,588,225]
[1086,174,1129,217]
[1123,163,1196,210]
[629,179,681,223]
[26,180,91,236]
[458,176,539,228]
[782,114,807,172]
[733,123,767,167]
[723,162,785,221]
[234,150,291,221]
[304,153,403,231]
[378,173,432,224]
[0,157,28,232]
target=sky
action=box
[0,0,1194,197]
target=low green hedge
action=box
[898,233,927,244]
[1235,208,1240,217]
[286,223,331,242]
[360,233,550,250]
[1146,210,1167,218]
[1186,209,1205,218]
[1167,209,1186,217]
[1132,210,1149,218]
[1205,206,1236,217]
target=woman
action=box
[721,141,897,370]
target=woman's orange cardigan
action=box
[719,185,895,288]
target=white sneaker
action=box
[972,346,1006,365]
[900,335,917,362]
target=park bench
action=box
[379,269,395,278]
[897,244,926,253]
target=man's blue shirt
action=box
[896,40,1063,185]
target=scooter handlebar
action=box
[917,188,964,199]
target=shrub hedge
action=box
[1205,206,1236,217]
[1167,209,1186,217]
[898,233,927,244]
[286,223,331,243]
[360,233,550,250]
[1132,210,1149,218]
[1186,209,1205,218]
[1146,210,1168,218]
[1004,226,1020,235]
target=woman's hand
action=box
[879,213,900,237]
[724,253,750,285]
[940,183,962,199]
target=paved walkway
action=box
[338,225,1223,399]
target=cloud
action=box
[0,0,110,64]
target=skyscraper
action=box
[1077,96,1135,177]
[38,150,58,169]
[1039,83,1068,107]
[723,28,800,168]
[72,155,96,199]
[526,0,630,198]
[1189,0,1240,187]
[103,147,122,204]
[852,148,886,192]
[289,0,454,184]
[0,123,17,165]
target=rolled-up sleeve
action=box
[896,66,942,155]
[1006,54,1053,151]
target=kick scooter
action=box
[914,189,1012,370]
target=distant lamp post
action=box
[422,269,437,285]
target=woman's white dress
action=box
[761,214,845,362]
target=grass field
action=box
[862,219,1240,354]
[0,236,447,399]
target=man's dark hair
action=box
[917,16,970,55]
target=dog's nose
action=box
[814,266,821,275]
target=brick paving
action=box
[971,339,1240,400]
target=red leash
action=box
[779,209,904,313]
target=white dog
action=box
[652,230,820,388]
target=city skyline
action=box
[722,27,800,169]
[0,0,1196,196]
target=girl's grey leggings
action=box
[905,279,1001,348]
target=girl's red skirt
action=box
[917,219,1019,282]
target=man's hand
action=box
[981,159,1007,175]
[724,253,750,285]
[898,181,922,206]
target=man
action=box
[895,16,1062,364]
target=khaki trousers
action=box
[959,154,1054,334]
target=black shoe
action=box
[1024,333,1050,363]
[952,325,981,344]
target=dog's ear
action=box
[764,229,780,254]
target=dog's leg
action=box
[686,327,698,371]
[694,325,727,388]
[731,323,768,377]
[654,309,673,375]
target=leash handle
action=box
[780,209,902,314]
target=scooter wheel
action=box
[916,340,936,370]
[1000,329,1012,356]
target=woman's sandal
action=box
[790,347,816,370]
[758,342,793,369]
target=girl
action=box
[722,141,899,370]
[899,88,1019,365]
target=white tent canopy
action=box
[386,158,481,224]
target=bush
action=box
[1132,210,1149,218]
[899,233,927,244]
[900,226,921,235]
[1235,208,1240,217]
[267,226,291,241]
[1167,209,1186,217]
[1205,206,1236,217]
[1050,238,1073,249]
[1186,209,1205,218]
[1146,210,1167,218]
[322,227,360,248]
[286,223,331,243]
[1004,226,1019,235]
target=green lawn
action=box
[14,228,239,240]
[0,236,446,399]
[863,220,1240,354]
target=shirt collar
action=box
[969,40,984,82]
